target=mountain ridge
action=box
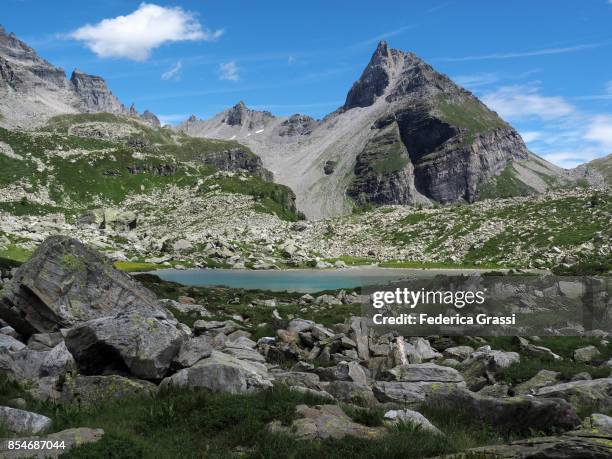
[178,41,583,218]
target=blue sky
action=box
[3,0,612,167]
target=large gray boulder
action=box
[535,378,612,412]
[268,404,385,440]
[4,341,75,380]
[160,351,273,394]
[60,375,157,405]
[65,312,186,379]
[382,363,464,383]
[426,388,581,434]
[0,236,170,336]
[0,406,52,434]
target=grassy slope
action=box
[0,114,301,221]
[386,192,611,267]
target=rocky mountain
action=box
[575,154,612,185]
[0,25,157,128]
[179,42,577,218]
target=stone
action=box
[0,406,52,434]
[535,378,612,412]
[383,409,443,435]
[383,363,464,383]
[573,345,600,363]
[405,338,442,363]
[173,336,213,368]
[61,375,156,405]
[461,430,612,459]
[442,345,473,361]
[425,388,581,434]
[66,312,186,380]
[514,369,560,394]
[589,413,612,430]
[0,427,104,458]
[0,333,25,351]
[7,341,76,380]
[324,381,377,406]
[160,351,273,394]
[268,404,385,440]
[373,381,465,406]
[348,316,370,360]
[0,236,170,336]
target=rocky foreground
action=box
[0,236,610,457]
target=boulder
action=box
[348,316,369,360]
[0,236,169,336]
[160,351,273,394]
[514,369,560,394]
[405,338,441,363]
[426,388,581,434]
[323,381,378,406]
[0,334,25,352]
[460,429,612,459]
[61,375,156,404]
[373,381,465,406]
[7,341,76,380]
[173,336,213,368]
[0,406,52,434]
[573,345,601,363]
[383,409,443,435]
[1,427,104,458]
[268,404,385,440]
[66,312,186,379]
[535,378,612,412]
[589,413,612,430]
[442,345,473,361]
[382,363,464,383]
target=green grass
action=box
[323,256,375,266]
[479,162,536,200]
[378,260,504,269]
[436,96,507,143]
[114,261,161,273]
[485,336,612,385]
[0,376,513,459]
[0,243,32,263]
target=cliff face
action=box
[69,70,127,114]
[0,25,158,127]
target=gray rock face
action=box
[69,70,126,114]
[65,312,186,380]
[268,404,385,440]
[142,109,160,127]
[535,378,612,412]
[0,406,52,434]
[0,236,171,335]
[60,375,156,404]
[343,41,392,110]
[197,147,274,182]
[173,336,213,368]
[160,350,273,393]
[278,114,319,137]
[382,363,464,383]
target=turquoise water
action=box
[152,267,423,293]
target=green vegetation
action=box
[436,96,507,143]
[479,162,536,199]
[0,375,518,459]
[114,261,161,273]
[486,336,612,384]
[371,148,408,174]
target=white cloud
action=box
[437,43,603,62]
[70,3,223,61]
[520,131,542,143]
[606,81,612,94]
[585,115,612,148]
[218,61,239,82]
[161,60,182,81]
[157,114,190,125]
[453,73,499,88]
[482,85,575,121]
[541,151,598,169]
